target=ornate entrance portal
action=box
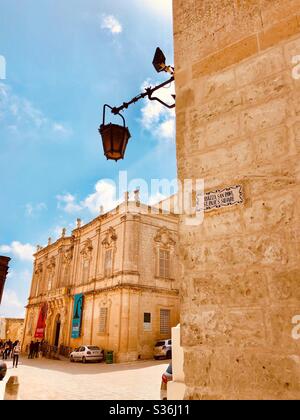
[54,315,61,347]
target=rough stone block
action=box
[196,69,236,103]
[205,113,240,149]
[241,72,293,106]
[182,307,267,349]
[193,35,259,79]
[252,125,290,164]
[188,140,253,178]
[241,98,288,134]
[260,0,300,28]
[192,271,269,307]
[259,16,300,51]
[235,47,286,87]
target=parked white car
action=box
[70,346,104,363]
[154,339,172,360]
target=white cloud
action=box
[0,83,71,139]
[0,289,25,318]
[140,79,176,141]
[139,0,172,17]
[159,118,176,140]
[57,193,83,214]
[25,202,47,217]
[101,14,123,34]
[0,269,32,318]
[0,241,35,262]
[52,123,72,136]
[82,180,120,214]
[57,180,120,216]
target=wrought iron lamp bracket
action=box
[107,75,175,116]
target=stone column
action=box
[173,0,300,400]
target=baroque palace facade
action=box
[23,195,180,362]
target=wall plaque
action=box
[197,185,244,212]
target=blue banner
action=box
[71,293,84,339]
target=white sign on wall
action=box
[197,185,244,213]
[143,312,152,332]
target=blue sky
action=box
[0,0,176,318]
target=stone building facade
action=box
[0,318,24,342]
[173,0,300,399]
[0,256,11,304]
[23,198,179,362]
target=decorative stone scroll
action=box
[102,227,117,248]
[197,185,244,213]
[80,239,93,259]
[154,227,176,247]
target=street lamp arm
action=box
[110,76,175,115]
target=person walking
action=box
[3,343,9,360]
[34,341,40,358]
[28,341,34,359]
[13,341,21,368]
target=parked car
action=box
[70,346,104,363]
[160,363,173,400]
[154,339,172,360]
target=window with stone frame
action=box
[104,248,113,277]
[159,249,170,279]
[80,239,93,285]
[98,307,108,334]
[160,309,171,335]
[82,258,90,284]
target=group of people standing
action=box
[0,339,50,367]
[0,339,21,368]
[28,339,48,359]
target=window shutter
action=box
[160,309,171,335]
[159,249,170,278]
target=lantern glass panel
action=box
[100,123,131,161]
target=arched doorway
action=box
[54,314,61,348]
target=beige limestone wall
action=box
[173,0,300,400]
[0,318,24,342]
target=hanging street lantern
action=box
[99,105,131,162]
[99,47,175,162]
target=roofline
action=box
[34,198,178,258]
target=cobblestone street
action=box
[4,357,168,400]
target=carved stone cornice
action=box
[85,283,179,297]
